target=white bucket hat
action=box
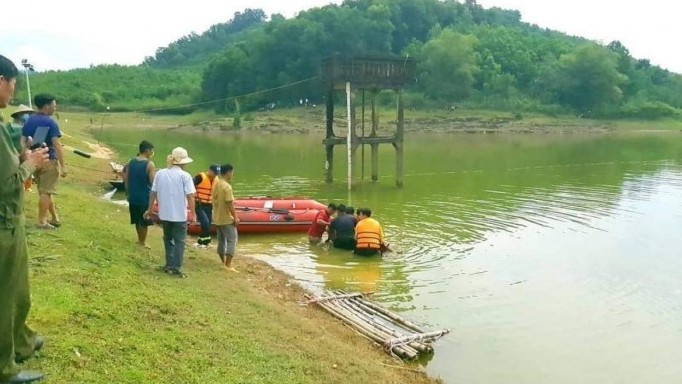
[170,147,193,165]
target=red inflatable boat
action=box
[152,197,326,235]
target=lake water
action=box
[102,128,682,384]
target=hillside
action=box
[16,0,682,119]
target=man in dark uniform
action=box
[0,55,49,383]
[192,164,219,248]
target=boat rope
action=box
[235,207,317,216]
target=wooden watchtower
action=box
[321,55,416,187]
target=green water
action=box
[102,128,682,384]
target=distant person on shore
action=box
[123,140,156,248]
[7,105,35,191]
[144,147,196,278]
[354,208,385,257]
[21,93,65,230]
[192,164,219,249]
[211,164,240,272]
[0,54,49,384]
[307,203,337,244]
[329,205,357,250]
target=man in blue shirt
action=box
[123,140,156,248]
[21,94,65,229]
[329,205,357,250]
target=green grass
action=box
[13,114,439,384]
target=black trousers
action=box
[196,202,213,245]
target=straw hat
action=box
[10,104,35,118]
[169,147,193,165]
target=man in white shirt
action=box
[144,147,196,278]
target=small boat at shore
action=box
[106,162,126,191]
[153,197,326,234]
[108,179,125,190]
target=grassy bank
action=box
[15,113,440,383]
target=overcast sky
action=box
[1,0,680,73]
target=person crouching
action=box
[354,208,385,257]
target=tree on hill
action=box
[418,29,478,100]
[548,44,626,113]
[143,8,267,68]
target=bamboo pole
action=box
[348,299,433,353]
[331,293,423,355]
[306,292,365,305]
[317,299,418,359]
[306,294,411,358]
[351,297,427,334]
[336,298,432,354]
[335,290,427,334]
[317,296,418,359]
[384,330,451,350]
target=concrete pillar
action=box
[371,91,378,137]
[371,144,379,182]
[325,89,335,183]
[396,90,404,188]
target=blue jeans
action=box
[196,202,213,245]
[161,221,187,270]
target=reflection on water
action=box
[102,129,682,384]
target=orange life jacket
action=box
[196,172,214,204]
[355,218,383,250]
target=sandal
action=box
[49,220,61,227]
[165,269,187,278]
[35,223,56,230]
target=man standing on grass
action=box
[144,147,196,278]
[192,164,219,249]
[21,94,66,230]
[211,164,240,272]
[0,54,49,384]
[123,140,156,248]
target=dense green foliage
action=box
[15,65,200,113]
[23,0,682,118]
[143,8,267,69]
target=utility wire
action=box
[131,76,320,114]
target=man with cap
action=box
[192,164,219,249]
[144,147,196,278]
[0,54,49,384]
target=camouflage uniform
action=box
[0,122,39,379]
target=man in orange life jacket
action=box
[192,164,219,248]
[354,208,385,257]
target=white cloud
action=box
[1,0,342,70]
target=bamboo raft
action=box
[304,291,449,360]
